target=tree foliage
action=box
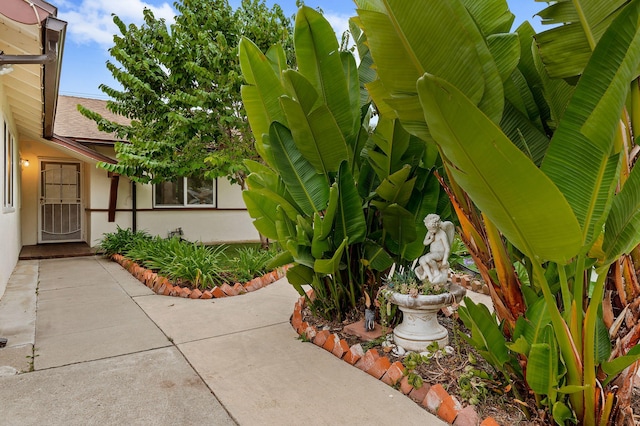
[79,0,293,184]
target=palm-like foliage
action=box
[355,0,640,423]
[240,7,452,320]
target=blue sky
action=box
[56,0,546,99]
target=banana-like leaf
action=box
[511,296,552,347]
[526,327,559,399]
[355,0,504,136]
[486,33,520,83]
[541,0,640,250]
[418,74,582,263]
[242,191,279,240]
[266,250,294,270]
[532,44,574,129]
[349,17,377,106]
[603,157,640,264]
[295,7,357,140]
[286,263,314,296]
[601,344,640,383]
[282,70,319,115]
[401,173,443,261]
[362,240,394,271]
[335,161,366,245]
[239,37,287,165]
[552,401,576,426]
[499,100,549,166]
[459,0,514,36]
[372,165,415,210]
[321,184,339,240]
[594,314,612,364]
[266,122,330,216]
[382,204,417,249]
[534,0,629,79]
[314,238,348,274]
[458,298,510,369]
[514,22,551,131]
[280,97,350,175]
[265,43,288,78]
[312,213,330,258]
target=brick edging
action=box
[110,254,290,299]
[291,290,500,426]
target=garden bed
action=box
[110,253,289,299]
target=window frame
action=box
[3,120,14,212]
[153,176,217,208]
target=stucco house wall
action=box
[0,88,21,297]
[87,167,258,246]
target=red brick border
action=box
[110,253,290,299]
[290,290,501,426]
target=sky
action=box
[55,0,547,99]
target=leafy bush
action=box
[98,226,151,256]
[223,246,278,283]
[99,229,280,290]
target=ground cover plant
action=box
[242,1,640,424]
[98,228,279,290]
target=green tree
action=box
[79,0,293,185]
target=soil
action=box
[301,303,640,425]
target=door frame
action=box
[37,158,84,244]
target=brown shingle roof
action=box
[54,95,130,141]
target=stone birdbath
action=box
[388,282,466,351]
[382,214,466,351]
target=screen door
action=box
[39,161,82,242]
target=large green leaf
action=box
[382,204,417,249]
[242,190,278,240]
[603,158,640,264]
[362,240,394,271]
[541,0,640,249]
[459,0,514,36]
[295,7,356,140]
[417,74,582,263]
[266,122,330,216]
[458,298,511,370]
[372,165,415,210]
[280,96,350,175]
[239,37,287,164]
[314,238,348,274]
[335,161,366,245]
[534,0,629,79]
[526,327,559,399]
[355,0,504,137]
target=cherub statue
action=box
[413,214,454,285]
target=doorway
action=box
[39,160,83,243]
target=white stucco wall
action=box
[88,168,258,246]
[0,90,22,298]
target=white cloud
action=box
[324,12,351,43]
[59,0,176,47]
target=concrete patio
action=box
[0,256,446,425]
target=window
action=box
[154,176,216,207]
[3,120,14,211]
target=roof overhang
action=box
[49,134,117,164]
[0,1,66,140]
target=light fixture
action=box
[0,64,14,76]
[21,158,29,167]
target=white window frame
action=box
[3,120,14,212]
[153,176,217,208]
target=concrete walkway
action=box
[0,256,445,425]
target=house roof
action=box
[54,95,130,141]
[0,0,66,140]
